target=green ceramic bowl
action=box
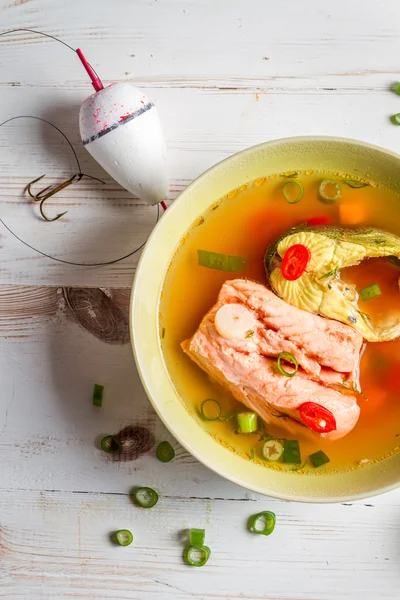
[131,136,400,502]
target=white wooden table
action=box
[1,1,400,598]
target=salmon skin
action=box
[182,279,363,440]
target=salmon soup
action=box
[159,172,400,473]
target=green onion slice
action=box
[100,435,122,454]
[359,283,382,302]
[394,82,400,95]
[134,487,159,508]
[262,439,284,461]
[391,113,400,125]
[197,249,245,272]
[282,439,301,464]
[318,179,341,204]
[388,256,400,269]
[156,441,175,462]
[200,399,221,421]
[237,411,258,433]
[309,450,330,467]
[92,383,104,407]
[115,529,134,546]
[247,511,276,536]
[342,179,369,188]
[282,180,304,204]
[277,352,299,377]
[189,528,205,547]
[183,545,211,567]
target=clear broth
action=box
[160,172,400,473]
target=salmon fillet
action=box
[182,279,363,440]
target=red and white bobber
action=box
[77,49,168,207]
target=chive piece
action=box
[342,179,369,188]
[388,256,400,269]
[134,487,159,508]
[391,114,400,125]
[247,511,276,536]
[245,330,254,339]
[359,283,382,302]
[161,327,166,339]
[309,450,330,467]
[197,249,245,272]
[282,439,301,464]
[92,383,104,407]
[277,351,299,378]
[156,441,175,463]
[189,528,205,547]
[282,180,304,204]
[115,529,134,546]
[200,399,221,421]
[237,412,258,433]
[394,82,400,95]
[262,439,284,461]
[183,545,211,567]
[100,435,122,454]
[318,179,341,204]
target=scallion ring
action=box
[318,179,341,204]
[183,545,211,567]
[282,180,304,204]
[134,487,159,508]
[359,283,382,302]
[200,399,221,421]
[115,529,134,546]
[189,528,205,547]
[262,439,284,461]
[391,113,400,125]
[100,435,122,454]
[247,511,276,536]
[156,441,175,463]
[237,411,258,433]
[277,352,299,377]
[92,383,104,407]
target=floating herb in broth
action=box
[160,172,400,473]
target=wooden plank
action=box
[1,488,400,600]
[0,0,400,88]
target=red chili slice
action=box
[281,244,310,281]
[306,215,333,226]
[298,402,337,433]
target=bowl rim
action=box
[131,134,400,503]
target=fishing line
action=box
[0,29,160,266]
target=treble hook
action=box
[26,172,105,222]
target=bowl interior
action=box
[131,136,400,502]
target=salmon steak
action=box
[182,279,363,440]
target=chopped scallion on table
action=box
[183,545,211,567]
[200,399,221,421]
[92,383,104,407]
[189,528,206,547]
[247,511,276,536]
[309,450,330,467]
[282,439,301,464]
[359,283,381,302]
[277,351,299,377]
[115,529,134,546]
[156,441,175,463]
[394,82,400,95]
[391,113,400,125]
[282,180,304,204]
[197,249,245,272]
[237,411,258,433]
[134,487,159,508]
[100,435,122,454]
